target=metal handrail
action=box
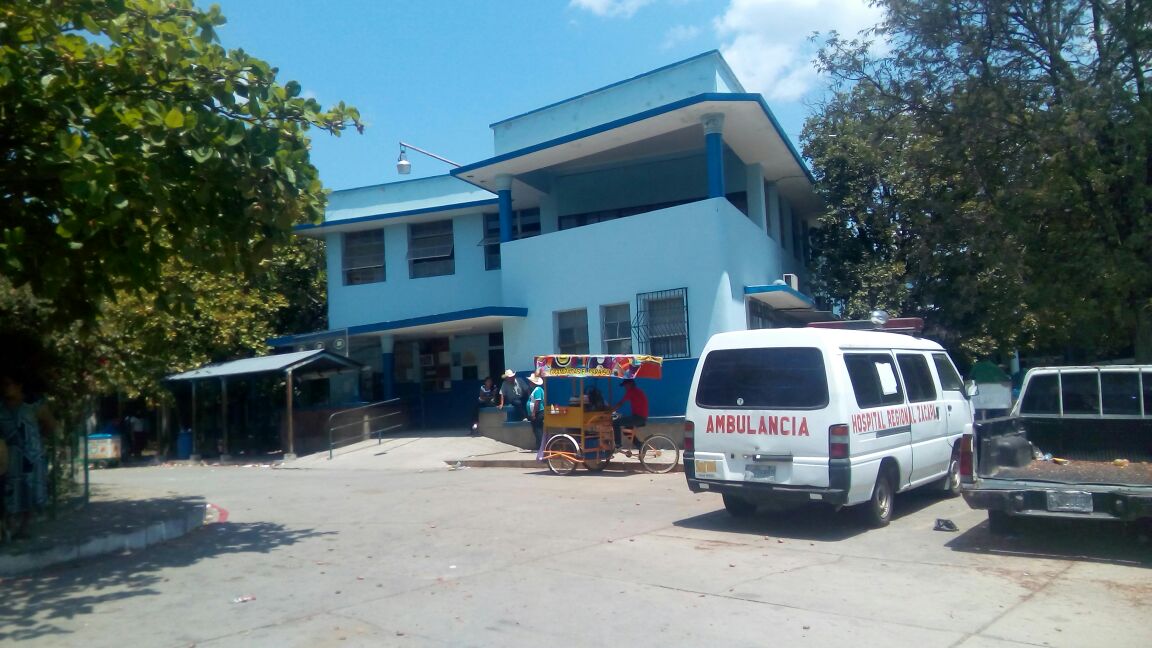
[327,398,404,459]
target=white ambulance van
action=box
[684,328,973,526]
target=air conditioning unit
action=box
[782,273,799,291]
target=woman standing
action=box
[527,373,545,452]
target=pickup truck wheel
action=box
[987,510,1016,535]
[862,472,894,528]
[722,494,757,518]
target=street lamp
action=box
[396,141,461,175]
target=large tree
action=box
[805,0,1152,364]
[0,0,359,328]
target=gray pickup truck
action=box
[960,365,1152,533]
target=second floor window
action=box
[342,229,385,285]
[409,220,454,279]
[480,209,541,270]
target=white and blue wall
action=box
[272,51,821,427]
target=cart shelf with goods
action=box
[534,354,679,475]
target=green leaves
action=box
[0,0,361,400]
[807,0,1152,364]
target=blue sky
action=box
[203,0,882,190]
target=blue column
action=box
[496,174,513,243]
[702,113,726,199]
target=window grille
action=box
[635,288,689,358]
[478,209,541,270]
[342,229,385,285]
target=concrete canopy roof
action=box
[452,94,819,216]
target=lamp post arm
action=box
[399,141,461,168]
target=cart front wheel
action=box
[545,435,580,475]
[639,435,679,474]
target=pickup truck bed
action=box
[988,459,1152,485]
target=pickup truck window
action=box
[1019,373,1060,414]
[695,347,829,409]
[1061,372,1100,415]
[897,353,937,403]
[1101,371,1142,415]
[845,353,905,409]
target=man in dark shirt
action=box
[611,378,649,448]
[498,369,529,421]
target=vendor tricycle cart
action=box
[534,354,678,475]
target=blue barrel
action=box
[176,429,193,460]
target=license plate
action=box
[1046,490,1093,513]
[695,459,718,476]
[745,464,776,481]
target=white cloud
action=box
[569,0,656,18]
[714,0,884,101]
[661,24,701,50]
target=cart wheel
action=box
[639,435,679,474]
[544,435,579,475]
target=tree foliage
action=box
[0,0,360,327]
[805,0,1152,363]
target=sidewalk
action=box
[0,482,209,577]
[0,430,680,576]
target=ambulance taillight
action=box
[829,424,849,459]
[959,431,974,479]
[683,420,694,452]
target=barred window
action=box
[342,230,385,285]
[408,220,454,278]
[636,288,689,358]
[601,303,632,354]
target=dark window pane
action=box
[1019,373,1059,414]
[695,348,828,409]
[844,353,904,409]
[1101,372,1140,415]
[931,353,964,392]
[1061,372,1099,415]
[897,354,937,403]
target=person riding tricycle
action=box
[532,354,678,475]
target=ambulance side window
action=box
[844,353,905,409]
[897,354,937,403]
[931,353,964,392]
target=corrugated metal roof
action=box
[166,350,359,381]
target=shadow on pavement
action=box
[0,497,333,644]
[673,490,953,542]
[945,515,1152,568]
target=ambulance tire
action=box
[722,494,757,518]
[862,470,895,528]
[935,456,961,497]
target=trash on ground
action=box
[1113,458,1130,467]
[934,518,959,532]
[1052,457,1070,465]
[232,595,256,604]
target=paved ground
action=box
[2,433,1150,648]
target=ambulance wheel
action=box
[863,471,894,528]
[722,494,757,518]
[936,456,961,497]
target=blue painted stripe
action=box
[296,198,499,233]
[268,307,529,347]
[456,93,814,184]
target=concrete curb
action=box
[0,504,206,577]
[446,457,685,473]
